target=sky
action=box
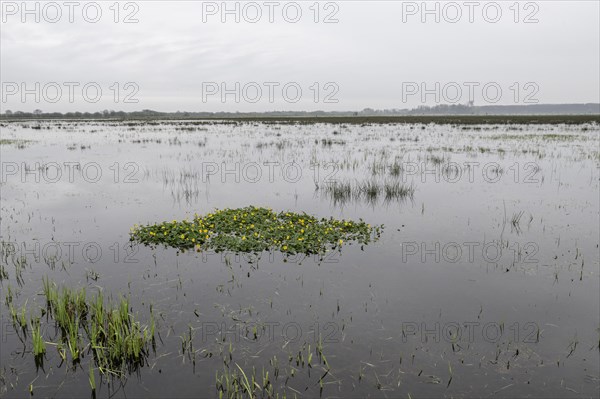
[1,0,599,112]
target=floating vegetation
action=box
[130,206,382,255]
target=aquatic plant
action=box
[30,316,46,364]
[39,279,154,375]
[322,180,415,206]
[130,206,382,255]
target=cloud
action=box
[1,1,598,112]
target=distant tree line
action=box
[1,104,599,120]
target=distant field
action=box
[209,114,600,125]
[2,114,599,125]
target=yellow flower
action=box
[282,245,288,250]
[191,238,195,242]
[180,234,185,239]
[205,235,209,239]
[339,239,343,244]
[242,236,246,240]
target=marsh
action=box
[0,118,598,397]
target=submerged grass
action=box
[488,133,582,141]
[0,138,30,148]
[39,277,154,375]
[215,341,331,398]
[323,180,415,206]
[130,206,382,255]
[31,316,46,368]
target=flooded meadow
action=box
[0,119,598,398]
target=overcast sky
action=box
[1,0,599,112]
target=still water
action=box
[0,120,598,397]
